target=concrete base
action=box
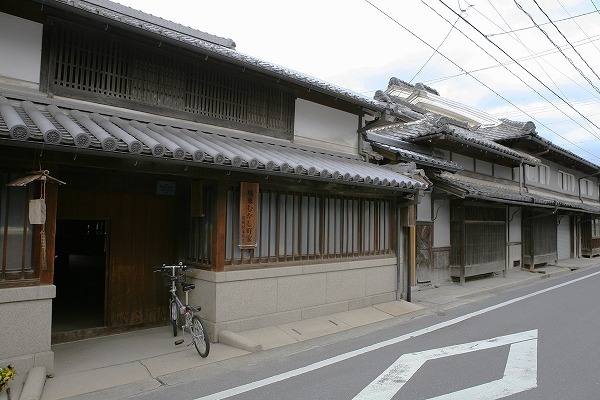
[186,257,398,340]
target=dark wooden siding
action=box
[47,19,295,138]
[450,202,506,278]
[57,169,184,328]
[522,209,557,267]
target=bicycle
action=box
[155,262,210,357]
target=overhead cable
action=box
[363,0,600,162]
[514,0,600,94]
[433,0,600,151]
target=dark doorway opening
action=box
[52,220,107,336]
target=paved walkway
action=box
[7,258,599,400]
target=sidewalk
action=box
[12,258,600,400]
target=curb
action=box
[19,366,46,400]
[218,330,263,353]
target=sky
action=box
[113,0,600,164]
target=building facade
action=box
[364,78,600,285]
[0,1,428,375]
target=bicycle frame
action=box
[156,263,210,357]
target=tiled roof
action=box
[366,114,541,165]
[479,118,600,171]
[370,142,462,171]
[43,0,387,112]
[0,95,428,192]
[434,171,600,213]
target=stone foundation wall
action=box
[0,285,55,376]
[185,257,398,341]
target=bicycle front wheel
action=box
[191,315,210,357]
[170,300,178,337]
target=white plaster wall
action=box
[433,199,451,247]
[186,257,397,339]
[557,216,571,260]
[476,159,492,176]
[0,13,43,83]
[452,153,474,171]
[0,285,55,375]
[508,207,522,269]
[417,192,432,222]
[494,165,513,180]
[294,99,359,154]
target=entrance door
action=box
[52,220,107,334]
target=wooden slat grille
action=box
[0,171,38,284]
[50,22,294,136]
[450,203,506,267]
[225,186,392,265]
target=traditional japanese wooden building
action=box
[0,1,429,375]
[364,78,600,284]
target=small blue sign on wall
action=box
[156,180,176,196]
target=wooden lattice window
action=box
[450,203,506,267]
[48,20,295,138]
[0,172,38,284]
[224,186,392,265]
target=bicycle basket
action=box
[162,272,184,287]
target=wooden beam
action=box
[212,181,227,272]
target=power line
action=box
[478,0,600,136]
[409,15,460,83]
[362,0,600,162]
[486,9,598,37]
[432,0,600,146]
[514,0,600,95]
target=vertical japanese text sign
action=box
[239,182,259,249]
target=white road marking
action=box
[195,269,600,400]
[353,330,538,400]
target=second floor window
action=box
[526,164,549,185]
[580,179,594,196]
[47,20,295,138]
[558,171,575,192]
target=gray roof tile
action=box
[0,96,427,192]
[435,171,600,213]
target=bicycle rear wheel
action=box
[170,300,178,337]
[191,315,210,357]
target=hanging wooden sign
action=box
[239,182,259,249]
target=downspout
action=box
[397,190,422,303]
[519,162,523,195]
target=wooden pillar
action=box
[40,183,57,285]
[459,204,466,285]
[212,181,227,272]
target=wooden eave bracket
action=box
[7,170,66,187]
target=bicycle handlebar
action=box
[154,262,187,273]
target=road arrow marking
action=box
[353,329,538,400]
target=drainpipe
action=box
[397,190,422,302]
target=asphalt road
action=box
[130,267,600,400]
